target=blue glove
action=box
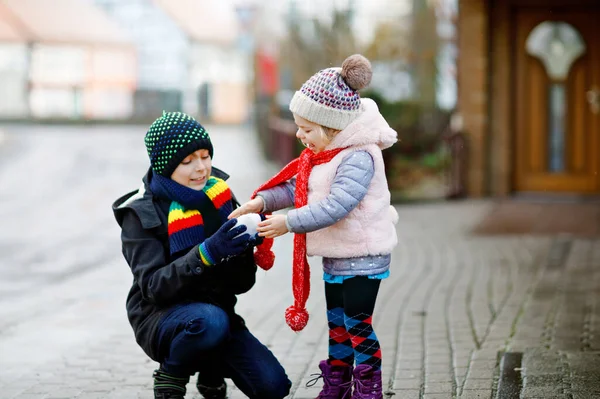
[248,233,264,247]
[199,218,250,266]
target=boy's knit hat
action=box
[145,111,213,177]
[289,54,372,130]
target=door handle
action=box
[587,86,600,114]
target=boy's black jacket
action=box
[112,167,256,361]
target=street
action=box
[0,124,599,398]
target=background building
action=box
[0,8,28,118]
[94,0,188,119]
[96,0,252,123]
[156,0,251,124]
[0,0,136,120]
[458,0,600,197]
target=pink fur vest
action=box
[306,99,399,258]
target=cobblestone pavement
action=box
[0,124,599,398]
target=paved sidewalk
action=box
[1,124,599,398]
[2,200,599,398]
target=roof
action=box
[0,0,133,46]
[155,0,238,45]
[0,6,24,42]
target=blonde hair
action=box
[317,125,340,144]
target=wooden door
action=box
[515,9,600,193]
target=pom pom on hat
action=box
[341,54,372,91]
[289,54,373,130]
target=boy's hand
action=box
[257,214,289,238]
[228,197,264,219]
[198,218,250,266]
[248,233,264,247]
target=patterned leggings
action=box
[325,276,382,369]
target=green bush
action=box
[362,90,451,157]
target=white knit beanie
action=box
[289,54,373,130]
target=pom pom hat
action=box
[289,54,372,130]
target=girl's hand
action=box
[257,214,289,238]
[228,197,264,219]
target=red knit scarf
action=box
[252,147,346,331]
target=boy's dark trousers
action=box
[156,302,291,399]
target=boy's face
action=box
[171,149,212,190]
[294,114,328,154]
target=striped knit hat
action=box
[145,111,213,177]
[289,54,373,130]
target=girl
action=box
[230,55,398,399]
[112,111,291,399]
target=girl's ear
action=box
[320,126,341,143]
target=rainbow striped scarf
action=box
[150,173,233,255]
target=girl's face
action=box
[293,114,329,154]
[171,149,212,190]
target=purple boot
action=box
[351,364,383,399]
[307,360,353,399]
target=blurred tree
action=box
[410,0,439,106]
[280,4,360,91]
[364,20,410,62]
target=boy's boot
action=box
[351,364,383,399]
[196,373,227,399]
[310,359,353,399]
[153,369,188,399]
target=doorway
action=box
[514,9,600,193]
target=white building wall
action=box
[190,44,248,84]
[29,44,87,86]
[186,43,250,119]
[29,43,136,119]
[85,47,136,119]
[0,44,29,117]
[93,0,188,91]
[29,44,86,118]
